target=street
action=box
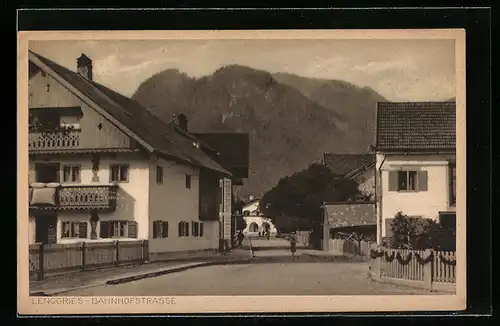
[58,239,440,296]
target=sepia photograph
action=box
[18,29,466,314]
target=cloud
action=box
[29,39,456,101]
[351,56,418,74]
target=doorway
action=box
[34,163,60,183]
[35,211,58,244]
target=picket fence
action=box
[29,240,148,281]
[328,238,456,291]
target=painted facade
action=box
[27,51,240,258]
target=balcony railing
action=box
[29,184,118,212]
[29,130,81,151]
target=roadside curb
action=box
[105,257,254,284]
[29,257,254,296]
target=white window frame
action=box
[62,164,81,183]
[61,221,87,239]
[110,164,129,183]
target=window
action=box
[389,170,428,192]
[99,220,137,238]
[439,212,456,230]
[449,163,456,206]
[61,221,87,239]
[185,174,191,189]
[199,222,204,237]
[397,171,417,191]
[153,221,169,238]
[63,165,81,183]
[110,164,129,182]
[191,221,200,236]
[156,165,163,184]
[178,221,189,237]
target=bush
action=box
[389,211,455,250]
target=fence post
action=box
[423,249,434,291]
[370,249,382,279]
[81,242,86,271]
[114,240,120,266]
[37,242,44,281]
[141,239,149,263]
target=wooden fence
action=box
[370,247,456,292]
[329,238,377,260]
[29,240,148,281]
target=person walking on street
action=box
[237,230,245,248]
[290,233,297,258]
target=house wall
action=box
[29,152,150,244]
[147,156,219,256]
[28,216,36,244]
[376,153,456,239]
[29,67,131,149]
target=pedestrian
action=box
[290,233,297,258]
[266,231,270,240]
[237,230,245,248]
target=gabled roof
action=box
[322,153,375,179]
[29,51,231,176]
[376,101,456,151]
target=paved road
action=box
[60,256,440,296]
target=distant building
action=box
[322,153,376,200]
[27,51,248,260]
[374,101,456,243]
[241,198,277,236]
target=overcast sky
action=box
[30,39,456,102]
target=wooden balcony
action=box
[29,184,118,212]
[29,130,81,151]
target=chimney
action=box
[77,54,93,80]
[177,113,188,131]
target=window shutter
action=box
[185,222,189,237]
[100,221,110,238]
[153,221,158,238]
[191,222,195,236]
[417,171,428,191]
[388,171,398,191]
[56,168,61,183]
[178,222,182,236]
[79,222,88,239]
[127,221,138,238]
[162,222,169,238]
[385,218,394,238]
[199,223,204,237]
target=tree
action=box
[260,163,361,232]
[389,212,456,250]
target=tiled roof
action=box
[322,153,375,177]
[29,51,231,176]
[376,102,456,151]
[325,202,376,228]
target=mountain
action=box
[272,72,387,151]
[132,65,385,197]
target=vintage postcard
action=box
[18,29,466,315]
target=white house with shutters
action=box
[27,51,246,260]
[374,102,457,243]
